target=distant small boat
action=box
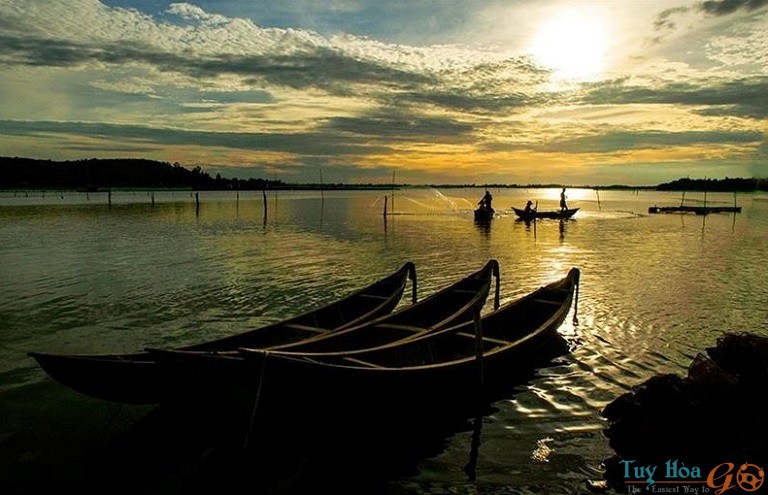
[512,207,579,221]
[474,206,495,222]
[648,205,741,215]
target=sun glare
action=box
[529,12,608,81]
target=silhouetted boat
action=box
[473,205,495,222]
[149,261,502,402]
[152,266,575,414]
[28,262,417,404]
[512,207,579,220]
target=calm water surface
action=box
[1,188,767,493]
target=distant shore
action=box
[1,157,766,192]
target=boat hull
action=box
[474,206,495,222]
[162,268,579,424]
[29,263,416,404]
[512,207,579,220]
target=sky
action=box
[0,0,766,185]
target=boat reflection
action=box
[68,335,569,494]
[473,217,491,237]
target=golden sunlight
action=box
[529,12,607,81]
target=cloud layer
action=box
[0,0,766,184]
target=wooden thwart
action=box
[457,332,510,346]
[282,323,326,333]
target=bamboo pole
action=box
[474,311,484,387]
[262,189,268,224]
[391,170,395,214]
[319,168,324,202]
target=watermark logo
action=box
[621,459,765,494]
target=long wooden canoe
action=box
[28,262,417,404]
[155,267,576,418]
[512,207,579,220]
[150,260,502,402]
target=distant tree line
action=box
[656,177,768,192]
[0,157,285,190]
[1,156,766,191]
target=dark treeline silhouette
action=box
[0,157,399,191]
[2,157,767,192]
[0,157,285,191]
[657,177,768,192]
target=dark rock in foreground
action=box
[600,332,768,490]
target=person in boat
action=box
[524,200,535,214]
[560,187,568,213]
[478,190,493,210]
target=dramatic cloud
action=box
[0,0,765,184]
[540,129,763,154]
[699,0,768,16]
[581,77,768,119]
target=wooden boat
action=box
[512,207,579,221]
[150,260,502,402]
[28,262,417,404]
[155,267,577,415]
[473,205,495,222]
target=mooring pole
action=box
[391,170,395,215]
[474,310,484,387]
[262,189,268,225]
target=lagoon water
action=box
[1,187,767,493]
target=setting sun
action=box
[529,12,608,81]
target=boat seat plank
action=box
[456,332,511,345]
[282,323,326,333]
[533,298,562,306]
[375,323,427,333]
[359,294,390,300]
[343,357,383,368]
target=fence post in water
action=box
[383,195,388,218]
[596,188,601,212]
[195,192,199,216]
[573,269,580,325]
[151,191,156,207]
[108,189,112,208]
[474,310,484,387]
[391,170,396,215]
[262,189,267,224]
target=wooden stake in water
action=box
[596,188,601,212]
[383,195,388,217]
[151,191,156,207]
[262,189,268,224]
[391,170,396,215]
[194,192,199,216]
[108,190,112,208]
[319,168,324,202]
[474,311,484,387]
